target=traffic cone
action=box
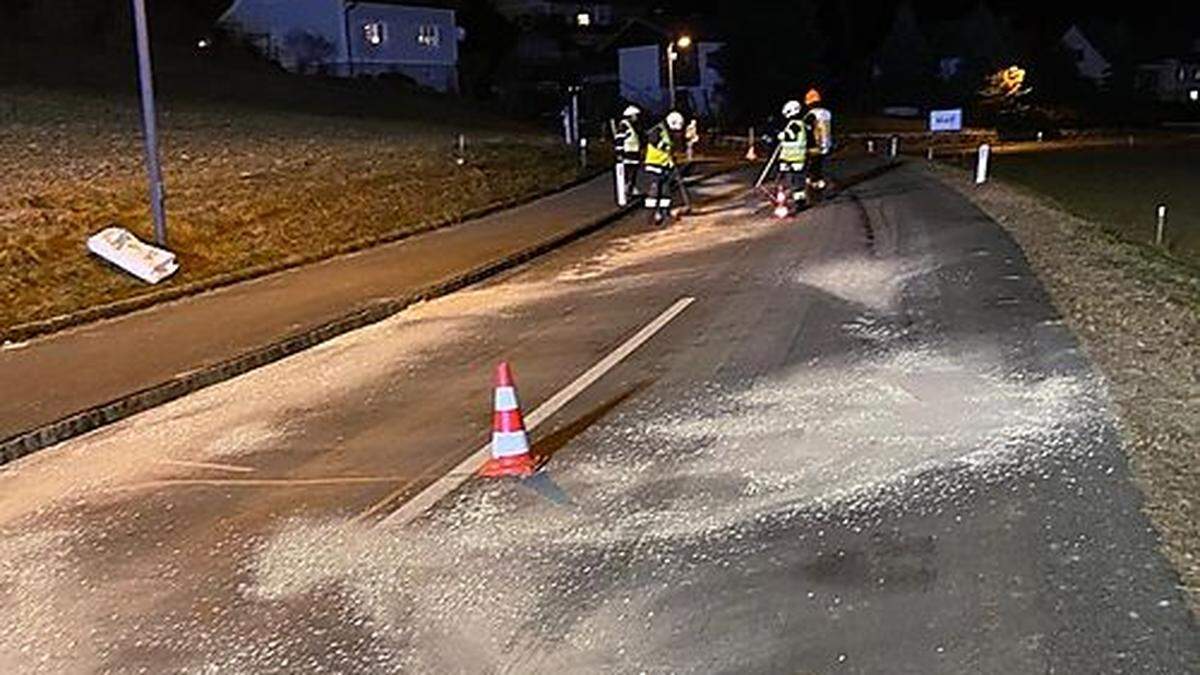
[479,362,537,478]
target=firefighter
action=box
[803,89,833,191]
[643,110,685,224]
[614,105,643,203]
[777,99,808,208]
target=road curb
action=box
[1,170,607,345]
[0,201,637,466]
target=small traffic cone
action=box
[479,362,538,478]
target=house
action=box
[1137,52,1200,103]
[1060,24,1112,86]
[493,1,644,29]
[595,19,723,118]
[219,0,461,92]
[617,41,724,118]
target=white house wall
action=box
[619,45,663,111]
[1061,26,1110,84]
[618,42,725,118]
[220,0,459,92]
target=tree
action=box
[456,0,519,99]
[873,2,934,107]
[284,30,335,74]
[709,0,828,122]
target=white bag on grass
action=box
[86,227,179,285]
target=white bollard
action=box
[456,134,466,165]
[975,143,991,185]
[615,162,627,206]
[1156,204,1167,246]
[1037,131,1044,142]
[889,135,899,159]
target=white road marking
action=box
[365,296,696,527]
[158,459,256,474]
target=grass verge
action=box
[989,140,1200,264]
[0,85,591,335]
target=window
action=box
[363,21,386,47]
[417,25,440,47]
[575,12,591,27]
[1190,89,1199,102]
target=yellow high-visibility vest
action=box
[617,119,641,154]
[779,119,807,164]
[644,123,674,168]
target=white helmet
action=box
[622,105,640,119]
[782,100,802,118]
[666,111,685,131]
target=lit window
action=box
[1189,89,1199,102]
[364,22,386,46]
[576,12,591,26]
[417,25,440,47]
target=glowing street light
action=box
[666,35,692,110]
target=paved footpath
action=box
[0,172,635,452]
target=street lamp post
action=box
[666,35,691,111]
[344,2,359,77]
[130,0,167,246]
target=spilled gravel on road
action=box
[250,302,1108,669]
[0,182,788,672]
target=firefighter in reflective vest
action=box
[803,89,833,190]
[777,100,808,205]
[643,111,685,224]
[614,105,642,201]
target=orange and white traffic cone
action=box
[479,362,538,478]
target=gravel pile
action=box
[933,163,1200,612]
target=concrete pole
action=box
[131,0,167,246]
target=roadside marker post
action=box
[889,135,900,160]
[926,146,934,161]
[456,134,466,166]
[1156,204,1167,247]
[866,139,875,154]
[975,143,991,185]
[615,161,627,206]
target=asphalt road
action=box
[1,160,1196,673]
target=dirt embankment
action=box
[0,87,584,336]
[933,163,1200,612]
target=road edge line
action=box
[368,296,695,528]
